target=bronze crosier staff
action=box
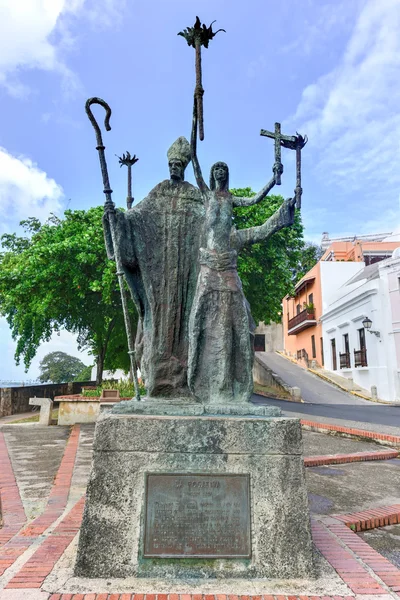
[85,97,141,401]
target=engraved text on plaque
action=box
[143,473,251,558]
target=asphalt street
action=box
[251,352,400,428]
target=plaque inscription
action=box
[143,473,251,558]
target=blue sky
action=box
[1,0,400,381]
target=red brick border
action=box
[6,496,85,589]
[334,503,400,532]
[326,519,400,593]
[0,425,80,577]
[20,424,81,537]
[301,419,400,448]
[311,520,386,594]
[0,431,26,547]
[46,596,379,600]
[304,449,398,467]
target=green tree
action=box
[0,207,137,384]
[291,241,324,284]
[232,188,305,324]
[38,351,87,383]
[74,364,94,382]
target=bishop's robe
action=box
[103,180,204,397]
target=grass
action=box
[9,408,59,424]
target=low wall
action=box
[253,354,289,396]
[253,353,301,401]
[0,381,96,418]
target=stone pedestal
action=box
[75,406,314,580]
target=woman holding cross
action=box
[188,99,296,404]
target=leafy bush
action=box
[82,379,146,398]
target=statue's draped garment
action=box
[188,246,254,404]
[103,180,204,397]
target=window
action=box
[358,328,366,350]
[331,338,337,370]
[311,335,316,358]
[308,293,314,305]
[343,333,350,354]
[355,328,368,367]
[296,303,301,315]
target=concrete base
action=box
[75,407,314,580]
[58,399,101,425]
[29,397,53,425]
[111,397,282,417]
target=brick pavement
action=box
[1,423,400,599]
[0,432,26,547]
[0,425,80,577]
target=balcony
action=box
[339,352,351,369]
[288,308,317,335]
[354,348,368,368]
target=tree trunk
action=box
[95,350,105,386]
[95,317,116,386]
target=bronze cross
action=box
[260,122,297,185]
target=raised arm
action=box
[232,175,277,207]
[231,197,296,251]
[191,95,208,192]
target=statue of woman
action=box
[188,99,296,404]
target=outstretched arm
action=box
[191,95,208,192]
[232,176,277,207]
[231,197,296,251]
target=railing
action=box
[288,308,316,331]
[339,352,351,369]
[354,348,368,368]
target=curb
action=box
[301,419,400,448]
[304,449,398,467]
[335,503,400,532]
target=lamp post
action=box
[362,316,381,338]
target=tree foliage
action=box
[38,351,86,383]
[74,364,94,382]
[232,188,306,324]
[0,207,136,384]
[291,241,324,283]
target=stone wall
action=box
[253,354,289,396]
[0,381,96,418]
[255,322,283,352]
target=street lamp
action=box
[362,317,380,338]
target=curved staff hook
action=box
[85,97,113,204]
[85,97,142,401]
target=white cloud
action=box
[289,0,400,206]
[280,0,359,58]
[0,0,126,97]
[0,147,64,233]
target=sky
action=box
[1,0,400,381]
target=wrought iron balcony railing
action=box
[288,308,316,335]
[354,348,367,368]
[339,352,351,369]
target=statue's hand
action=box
[104,201,116,218]
[284,197,296,226]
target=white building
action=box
[320,249,400,402]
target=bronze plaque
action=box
[143,473,251,558]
